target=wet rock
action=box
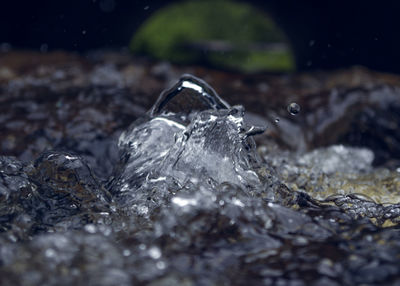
[0,152,112,239]
[28,151,113,227]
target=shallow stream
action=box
[1,54,400,285]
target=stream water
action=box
[1,73,400,285]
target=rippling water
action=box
[1,74,400,285]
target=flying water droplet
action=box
[148,246,162,259]
[287,102,301,115]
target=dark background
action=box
[1,0,400,73]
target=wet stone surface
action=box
[1,51,400,285]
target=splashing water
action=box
[110,74,265,213]
[2,74,400,285]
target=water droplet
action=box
[144,5,149,10]
[148,246,161,259]
[275,118,280,123]
[287,102,301,115]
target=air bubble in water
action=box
[287,102,300,115]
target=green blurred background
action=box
[130,0,295,73]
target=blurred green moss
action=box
[130,0,295,72]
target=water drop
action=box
[287,102,301,115]
[275,118,280,123]
[148,246,161,259]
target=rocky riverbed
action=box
[1,51,400,285]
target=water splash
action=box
[2,73,400,285]
[110,74,265,211]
